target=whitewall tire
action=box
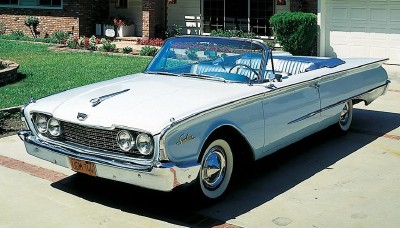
[199,139,233,200]
[337,100,353,132]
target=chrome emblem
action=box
[176,133,195,145]
[77,112,88,121]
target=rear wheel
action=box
[198,139,233,200]
[336,100,353,132]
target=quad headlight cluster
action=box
[32,113,154,156]
[116,130,154,155]
[34,114,62,137]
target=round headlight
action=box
[116,130,135,152]
[48,118,62,137]
[35,115,48,134]
[136,133,153,155]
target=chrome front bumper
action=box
[18,130,200,192]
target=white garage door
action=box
[325,0,400,64]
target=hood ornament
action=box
[90,89,130,107]
[77,112,88,121]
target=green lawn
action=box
[0,40,151,109]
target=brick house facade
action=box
[0,0,108,37]
[1,0,317,38]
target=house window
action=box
[39,0,61,7]
[202,0,274,36]
[117,0,127,8]
[0,0,18,4]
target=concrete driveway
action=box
[0,65,399,228]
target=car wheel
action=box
[198,138,233,200]
[337,100,353,132]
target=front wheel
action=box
[198,139,233,200]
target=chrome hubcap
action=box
[201,146,226,190]
[340,103,349,125]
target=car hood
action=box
[27,73,263,134]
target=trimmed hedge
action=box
[269,12,317,55]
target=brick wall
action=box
[0,0,108,37]
[290,0,318,14]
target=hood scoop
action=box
[90,89,130,107]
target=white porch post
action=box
[318,0,327,57]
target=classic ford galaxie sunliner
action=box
[19,36,390,200]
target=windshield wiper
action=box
[180,73,227,82]
[145,71,179,76]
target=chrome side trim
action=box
[158,63,388,160]
[287,81,390,125]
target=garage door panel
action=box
[390,9,400,21]
[331,7,348,20]
[350,46,370,56]
[325,0,400,64]
[350,8,367,20]
[370,47,388,58]
[370,9,387,21]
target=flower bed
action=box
[0,60,19,85]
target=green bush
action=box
[140,46,158,56]
[166,24,182,38]
[0,21,6,35]
[269,12,317,55]
[51,31,69,44]
[99,38,117,52]
[11,30,25,37]
[122,46,133,54]
[210,29,257,39]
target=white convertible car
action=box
[19,36,390,200]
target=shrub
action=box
[0,21,6,35]
[139,38,164,47]
[122,46,133,54]
[99,38,117,52]
[24,16,40,38]
[78,36,97,51]
[66,36,79,49]
[51,31,69,44]
[11,30,25,37]
[210,29,257,39]
[166,24,182,37]
[140,46,158,56]
[269,12,317,55]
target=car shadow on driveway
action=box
[51,109,400,227]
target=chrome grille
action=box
[61,121,123,153]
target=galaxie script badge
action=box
[77,112,88,121]
[176,133,195,145]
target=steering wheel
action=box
[229,63,260,80]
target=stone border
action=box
[48,45,144,57]
[0,105,23,114]
[0,60,19,85]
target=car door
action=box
[258,81,321,159]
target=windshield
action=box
[145,36,269,83]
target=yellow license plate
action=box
[69,157,97,176]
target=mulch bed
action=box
[0,108,25,139]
